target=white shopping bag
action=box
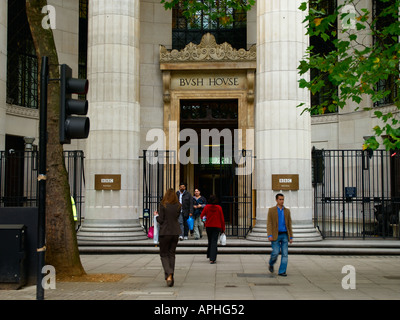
[153,215,160,244]
[220,233,226,246]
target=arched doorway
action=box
[158,33,256,237]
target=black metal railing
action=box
[63,150,86,230]
[0,150,85,229]
[312,149,400,239]
[141,149,253,238]
[219,149,253,238]
[141,150,176,234]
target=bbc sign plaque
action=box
[95,174,121,190]
[272,174,299,191]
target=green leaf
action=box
[352,96,362,104]
[365,136,380,150]
[321,33,330,41]
[356,23,366,31]
[299,2,307,11]
[299,78,310,89]
[374,111,383,118]
[349,34,357,41]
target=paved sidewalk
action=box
[1,253,399,300]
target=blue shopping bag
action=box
[187,216,194,231]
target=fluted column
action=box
[247,0,321,241]
[77,0,146,244]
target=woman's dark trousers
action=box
[206,227,221,261]
[159,235,179,279]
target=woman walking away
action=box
[201,195,225,264]
[154,188,181,287]
[193,188,207,240]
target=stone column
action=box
[0,0,7,150]
[77,0,147,244]
[247,0,322,242]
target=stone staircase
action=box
[78,237,400,255]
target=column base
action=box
[77,219,147,245]
[247,220,323,242]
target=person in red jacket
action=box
[201,194,225,264]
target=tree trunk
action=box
[26,0,85,276]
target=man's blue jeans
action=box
[269,232,289,274]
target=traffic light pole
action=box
[37,56,48,300]
[35,58,89,300]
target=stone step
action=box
[78,238,400,254]
[79,245,400,255]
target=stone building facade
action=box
[1,0,397,243]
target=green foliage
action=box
[160,0,255,25]
[298,0,400,150]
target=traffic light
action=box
[59,64,89,144]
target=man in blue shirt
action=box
[267,193,293,276]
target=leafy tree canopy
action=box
[298,0,400,150]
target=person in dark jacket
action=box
[201,195,225,264]
[176,183,193,240]
[154,188,181,287]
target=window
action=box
[312,147,324,184]
[172,1,247,50]
[7,0,38,109]
[309,0,338,114]
[373,0,398,107]
[79,0,88,99]
[180,100,238,121]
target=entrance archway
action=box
[159,33,256,237]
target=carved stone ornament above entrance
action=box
[160,33,256,63]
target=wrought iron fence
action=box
[63,151,86,230]
[312,149,400,239]
[141,149,253,238]
[219,149,253,238]
[141,150,176,234]
[0,150,85,229]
